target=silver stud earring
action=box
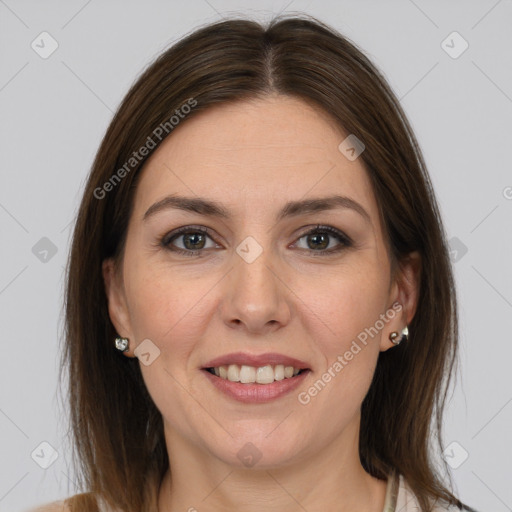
[389,326,409,346]
[115,336,129,352]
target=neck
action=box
[157,416,388,512]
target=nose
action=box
[221,246,292,335]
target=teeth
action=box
[256,365,274,384]
[240,365,256,383]
[210,364,304,384]
[274,365,285,381]
[227,364,240,382]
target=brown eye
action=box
[305,232,329,250]
[294,225,352,255]
[180,232,207,250]
[161,226,217,256]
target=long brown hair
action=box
[61,14,476,512]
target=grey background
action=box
[1,1,511,511]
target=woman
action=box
[32,14,478,512]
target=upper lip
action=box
[203,352,310,369]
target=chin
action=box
[208,432,307,470]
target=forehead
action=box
[133,95,378,222]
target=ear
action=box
[102,258,136,357]
[380,251,421,352]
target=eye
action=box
[159,224,352,258]
[293,225,352,255]
[160,226,218,257]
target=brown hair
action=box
[61,14,476,512]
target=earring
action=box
[389,326,409,346]
[115,336,129,352]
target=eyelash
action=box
[159,224,353,258]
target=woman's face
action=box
[104,95,418,469]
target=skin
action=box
[103,94,420,512]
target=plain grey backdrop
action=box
[1,1,511,511]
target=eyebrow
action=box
[142,194,371,224]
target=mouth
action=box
[200,352,312,402]
[201,365,311,403]
[203,364,310,384]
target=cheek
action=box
[296,276,385,424]
[123,265,214,416]
[295,259,390,349]
[123,257,218,364]
[292,258,389,409]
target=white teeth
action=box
[227,364,240,382]
[239,365,256,383]
[211,364,304,384]
[256,365,274,384]
[274,364,285,381]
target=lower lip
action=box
[202,369,310,403]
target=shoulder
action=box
[24,500,70,512]
[397,475,464,511]
[25,492,105,512]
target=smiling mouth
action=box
[204,364,310,385]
